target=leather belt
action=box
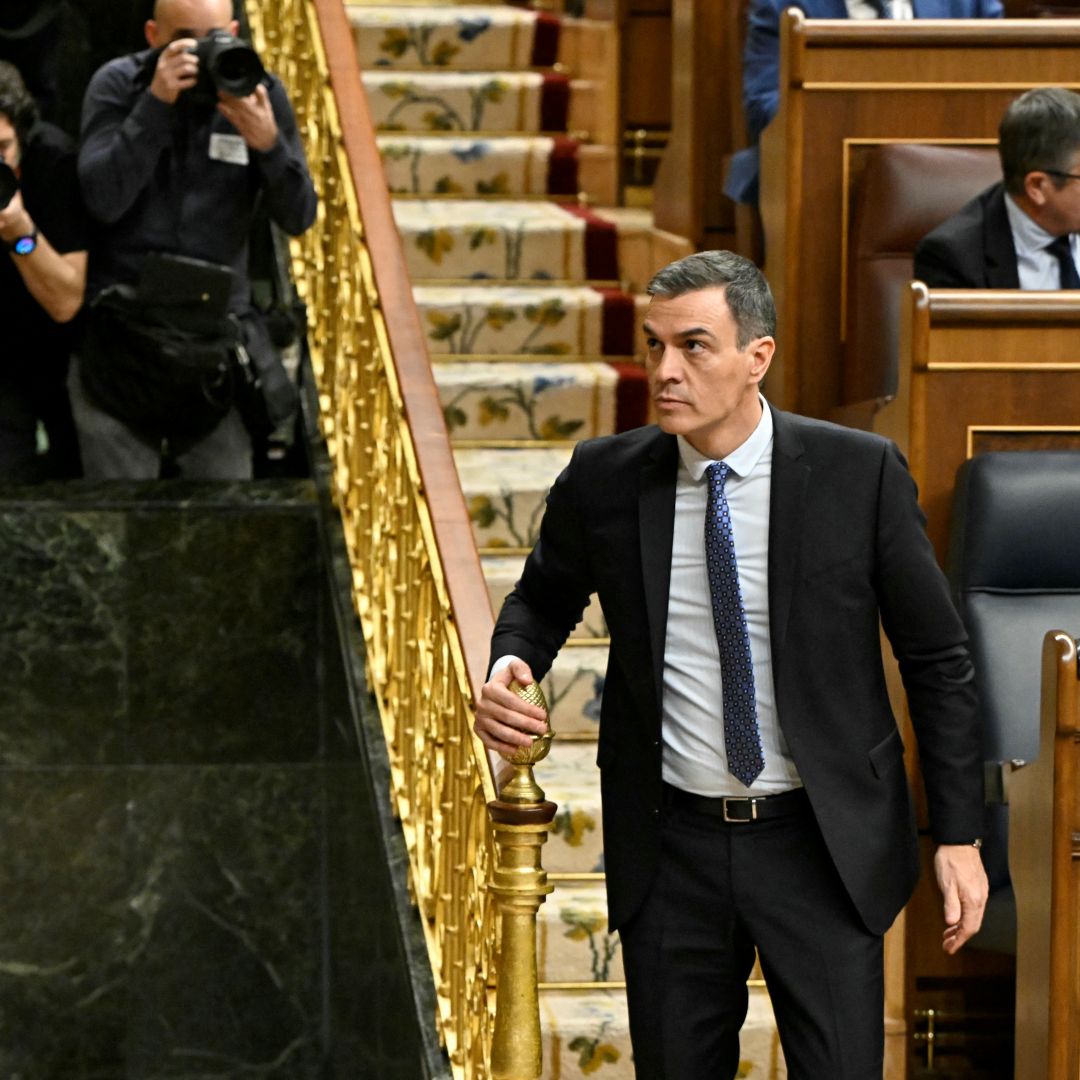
[662,782,809,823]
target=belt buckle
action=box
[722,797,757,823]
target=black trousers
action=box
[619,789,884,1079]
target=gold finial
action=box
[499,680,554,804]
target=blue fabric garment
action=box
[724,0,1004,204]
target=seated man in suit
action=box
[915,87,1080,288]
[725,0,1002,207]
[475,250,989,1078]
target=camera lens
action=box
[204,34,265,98]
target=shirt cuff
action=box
[489,654,520,679]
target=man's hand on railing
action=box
[475,659,549,757]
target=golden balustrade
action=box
[244,2,555,1077]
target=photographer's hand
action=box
[0,190,86,323]
[150,39,199,105]
[217,85,278,153]
[0,189,33,246]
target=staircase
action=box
[345,3,785,1075]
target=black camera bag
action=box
[80,284,240,447]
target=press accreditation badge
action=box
[209,133,249,166]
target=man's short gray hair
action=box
[646,250,776,349]
[999,87,1080,195]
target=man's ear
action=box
[145,20,160,48]
[748,336,775,384]
[1023,170,1050,208]
[229,19,240,35]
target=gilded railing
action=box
[244,3,551,1077]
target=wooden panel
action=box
[652,0,738,244]
[1008,632,1080,1080]
[759,12,1080,418]
[622,14,672,127]
[874,287,1080,1073]
[878,285,1080,555]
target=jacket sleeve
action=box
[489,444,596,680]
[742,0,784,143]
[874,442,984,843]
[253,77,318,237]
[78,59,175,226]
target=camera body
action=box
[0,158,18,211]
[186,30,266,105]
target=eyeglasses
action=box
[1042,168,1080,183]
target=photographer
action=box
[73,0,317,480]
[0,59,86,482]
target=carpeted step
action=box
[414,285,634,357]
[540,990,632,1079]
[379,134,579,197]
[482,554,608,639]
[393,200,618,283]
[544,644,607,738]
[435,360,617,442]
[348,4,561,70]
[538,986,787,1079]
[538,741,604,874]
[364,70,571,134]
[539,881,624,985]
[455,446,572,550]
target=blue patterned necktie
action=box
[705,462,764,788]
[1046,235,1080,289]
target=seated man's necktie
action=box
[1046,234,1080,289]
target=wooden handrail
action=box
[914,287,1080,323]
[787,10,1080,49]
[246,4,556,1075]
[311,0,496,703]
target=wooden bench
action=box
[759,12,1080,419]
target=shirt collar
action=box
[1004,191,1063,257]
[676,396,773,482]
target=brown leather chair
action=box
[843,144,1002,406]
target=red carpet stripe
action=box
[610,361,649,432]
[595,286,635,356]
[547,136,579,195]
[563,204,619,281]
[531,12,561,66]
[540,73,571,133]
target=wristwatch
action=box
[8,227,38,256]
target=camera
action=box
[186,30,266,105]
[0,157,17,211]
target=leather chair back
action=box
[843,144,1001,405]
[947,451,1080,945]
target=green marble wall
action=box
[0,481,441,1079]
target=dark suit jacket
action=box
[913,182,1021,289]
[491,407,983,937]
[724,0,1003,204]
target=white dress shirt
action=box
[845,0,914,21]
[662,402,802,797]
[1004,193,1080,290]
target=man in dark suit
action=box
[725,0,1002,206]
[474,251,988,1078]
[915,87,1080,289]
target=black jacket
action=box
[491,407,983,935]
[914,182,1021,289]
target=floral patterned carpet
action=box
[348,3,785,1075]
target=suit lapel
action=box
[984,185,1021,288]
[767,407,809,663]
[639,433,678,716]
